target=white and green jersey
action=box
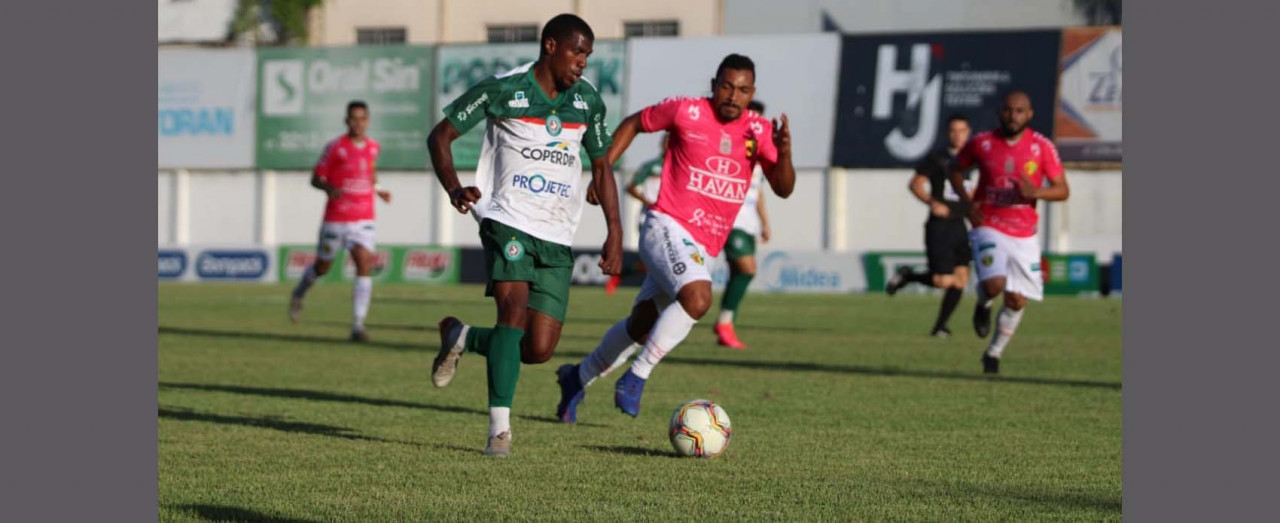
[444,62,611,246]
[731,166,765,236]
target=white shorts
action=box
[971,226,1044,301]
[316,220,376,262]
[635,209,713,308]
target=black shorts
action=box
[924,219,971,276]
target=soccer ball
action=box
[668,399,733,458]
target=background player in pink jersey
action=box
[289,101,392,342]
[951,91,1070,374]
[558,54,795,423]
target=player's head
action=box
[946,113,971,150]
[998,90,1033,137]
[709,54,756,122]
[748,100,766,115]
[346,101,369,138]
[539,14,595,91]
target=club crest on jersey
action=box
[690,252,704,266]
[503,239,525,261]
[572,93,588,110]
[546,114,563,136]
[719,132,732,155]
[981,254,994,267]
[745,139,757,160]
[508,91,529,108]
[1024,160,1039,176]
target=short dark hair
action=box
[346,100,368,117]
[540,14,594,55]
[748,100,766,114]
[715,54,755,81]
[1000,89,1032,105]
[946,113,968,125]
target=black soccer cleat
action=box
[885,267,911,297]
[982,353,1000,374]
[973,301,992,338]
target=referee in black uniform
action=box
[886,114,976,338]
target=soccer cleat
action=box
[555,364,586,424]
[350,327,369,343]
[614,369,647,418]
[973,301,993,338]
[432,317,468,388]
[931,326,952,339]
[483,431,512,457]
[982,353,1000,374]
[885,266,911,296]
[604,274,622,296]
[288,296,304,324]
[714,323,747,350]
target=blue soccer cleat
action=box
[614,369,647,418]
[556,364,586,424]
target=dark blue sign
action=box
[158,250,188,279]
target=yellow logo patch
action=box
[1024,160,1039,176]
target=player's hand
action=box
[599,232,623,276]
[772,114,792,157]
[377,190,392,203]
[761,224,771,244]
[1015,176,1040,199]
[325,186,343,200]
[929,201,951,218]
[449,186,482,214]
[968,206,984,227]
[585,179,600,206]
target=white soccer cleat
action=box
[432,317,469,388]
[289,296,304,324]
[483,431,511,457]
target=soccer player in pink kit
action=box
[557,54,795,422]
[951,90,1070,374]
[288,101,392,342]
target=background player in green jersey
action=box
[425,14,623,457]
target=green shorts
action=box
[724,229,757,261]
[479,218,573,323]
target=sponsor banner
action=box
[570,250,647,287]
[831,31,1061,168]
[278,244,459,284]
[158,249,189,279]
[192,248,274,281]
[862,251,937,293]
[707,250,864,294]
[624,34,840,170]
[1042,252,1099,296]
[434,41,626,169]
[1055,27,1122,162]
[158,49,257,169]
[257,46,434,170]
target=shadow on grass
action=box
[941,481,1122,514]
[582,445,679,459]
[175,504,318,523]
[159,382,607,428]
[553,351,1122,391]
[159,325,423,351]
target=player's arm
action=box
[624,178,650,206]
[311,146,342,200]
[372,157,391,203]
[1018,171,1070,201]
[761,114,795,198]
[427,119,480,213]
[584,97,623,276]
[606,112,645,167]
[910,173,949,218]
[757,187,771,243]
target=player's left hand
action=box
[772,114,792,156]
[585,179,600,206]
[761,225,771,244]
[377,190,392,203]
[599,232,623,276]
[1015,176,1040,199]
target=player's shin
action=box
[579,318,641,387]
[985,306,1025,358]
[293,265,319,298]
[630,303,697,379]
[353,276,372,329]
[486,326,525,436]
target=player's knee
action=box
[1004,293,1027,311]
[933,275,953,288]
[521,341,555,364]
[982,279,1005,298]
[679,290,713,320]
[313,261,332,275]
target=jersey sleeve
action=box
[582,92,612,160]
[314,140,337,181]
[443,76,500,135]
[1040,136,1065,179]
[640,97,683,133]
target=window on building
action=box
[357,27,407,45]
[487,24,539,43]
[624,20,679,38]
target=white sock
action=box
[717,310,735,325]
[292,265,319,298]
[579,319,641,387]
[985,306,1025,358]
[489,406,511,437]
[630,302,698,380]
[352,276,372,329]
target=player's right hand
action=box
[449,186,482,214]
[325,187,343,200]
[585,179,600,206]
[599,232,623,276]
[929,201,951,218]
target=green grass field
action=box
[158,283,1121,521]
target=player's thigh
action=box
[521,310,563,364]
[971,226,1010,285]
[345,220,376,257]
[675,279,714,319]
[952,265,971,288]
[316,222,345,263]
[926,221,964,276]
[637,211,714,303]
[724,230,757,273]
[1003,235,1045,302]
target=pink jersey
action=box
[314,135,381,223]
[641,97,778,256]
[956,129,1064,238]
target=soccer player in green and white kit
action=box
[425,14,623,456]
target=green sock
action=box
[486,325,525,408]
[721,272,754,314]
[465,327,493,356]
